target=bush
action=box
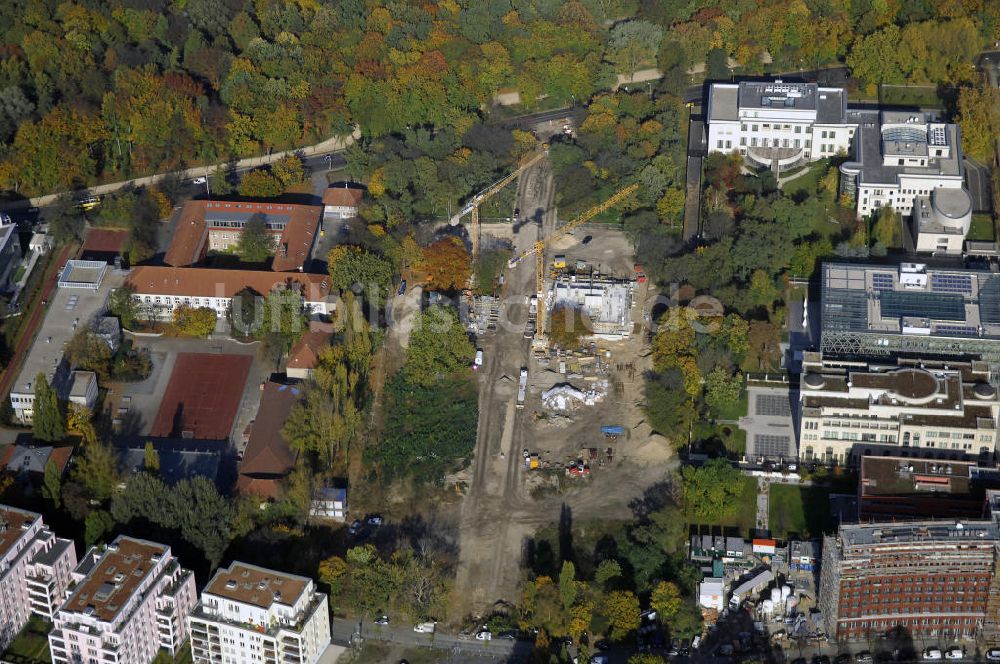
[172,305,217,337]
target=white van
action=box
[413,622,436,634]
[473,350,484,370]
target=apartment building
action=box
[799,354,1000,466]
[819,518,1000,642]
[857,455,993,521]
[49,537,197,664]
[706,81,853,171]
[820,262,1000,365]
[188,561,330,664]
[124,266,334,321]
[839,110,965,219]
[0,506,77,650]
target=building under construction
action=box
[548,274,634,339]
[819,494,1000,642]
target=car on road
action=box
[835,655,852,664]
[856,652,873,664]
[413,622,436,633]
[365,514,383,527]
[473,349,483,370]
[986,649,1000,661]
[475,630,491,641]
[923,648,943,660]
[348,519,362,536]
[397,279,406,296]
[374,615,389,625]
[945,648,963,660]
[191,176,207,185]
[594,639,610,651]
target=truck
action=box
[516,368,528,408]
[601,425,624,438]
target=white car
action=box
[986,649,1000,661]
[475,630,491,641]
[945,648,963,660]
[413,622,436,634]
[374,615,389,625]
[191,176,207,185]
[923,649,943,660]
[473,350,483,370]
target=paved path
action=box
[330,618,520,660]
[1,129,361,211]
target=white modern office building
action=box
[0,506,77,650]
[49,537,197,664]
[839,110,966,219]
[188,561,330,664]
[910,186,974,255]
[706,81,854,171]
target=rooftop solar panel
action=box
[880,290,965,321]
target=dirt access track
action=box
[451,159,675,618]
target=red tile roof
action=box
[322,186,364,208]
[126,266,331,302]
[238,382,303,500]
[164,200,322,272]
[287,330,332,372]
[82,228,128,254]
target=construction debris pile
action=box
[541,381,608,410]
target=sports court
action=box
[150,353,253,440]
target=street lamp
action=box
[324,154,333,171]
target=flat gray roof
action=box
[837,519,1000,547]
[11,265,124,399]
[738,81,818,111]
[708,84,739,122]
[843,110,963,186]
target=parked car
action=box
[856,652,873,664]
[473,349,484,370]
[191,176,207,185]
[835,655,853,664]
[986,649,1000,661]
[923,649,943,660]
[365,514,383,527]
[374,615,389,625]
[413,622,436,633]
[945,648,963,660]
[348,519,362,535]
[397,280,407,296]
[475,630,491,641]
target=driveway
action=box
[965,158,993,214]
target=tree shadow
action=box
[558,503,573,564]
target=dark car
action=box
[348,519,362,535]
[813,656,831,664]
[582,235,593,244]
[835,655,853,664]
[366,514,384,527]
[397,280,407,296]
[594,640,610,651]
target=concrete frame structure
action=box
[0,506,77,650]
[820,262,1000,365]
[706,80,853,172]
[548,274,634,339]
[49,537,197,664]
[798,354,1000,466]
[187,561,330,664]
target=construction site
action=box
[449,144,675,616]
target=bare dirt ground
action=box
[449,160,675,619]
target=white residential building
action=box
[839,110,966,219]
[798,354,1000,466]
[706,81,853,171]
[188,561,330,664]
[49,537,197,664]
[0,506,77,650]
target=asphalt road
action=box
[965,158,993,213]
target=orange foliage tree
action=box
[421,237,471,291]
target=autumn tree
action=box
[238,169,283,198]
[956,85,1000,163]
[109,284,141,329]
[143,442,160,474]
[603,590,641,641]
[650,581,683,622]
[172,305,217,337]
[682,458,743,521]
[421,237,471,291]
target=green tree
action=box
[41,458,61,508]
[32,373,64,443]
[259,286,308,349]
[404,306,476,387]
[704,368,743,416]
[595,559,622,588]
[45,195,85,245]
[143,441,160,474]
[327,245,394,307]
[871,206,900,248]
[209,166,233,196]
[607,20,663,77]
[629,655,666,664]
[109,284,141,329]
[235,213,274,263]
[681,458,743,521]
[650,581,683,622]
[71,440,119,503]
[603,590,641,641]
[559,561,577,612]
[172,305,217,337]
[956,85,1000,163]
[84,510,115,547]
[66,329,113,381]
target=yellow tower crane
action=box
[453,152,544,257]
[508,183,639,341]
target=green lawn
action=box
[782,159,829,198]
[3,615,52,664]
[879,85,942,108]
[711,392,748,421]
[768,484,835,539]
[969,213,995,242]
